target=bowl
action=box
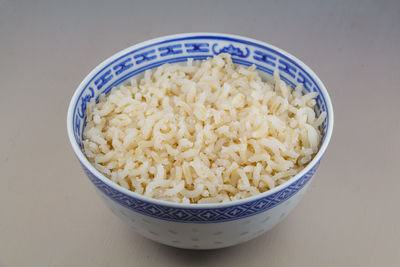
[67,33,333,249]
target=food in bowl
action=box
[82,53,326,204]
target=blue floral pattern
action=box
[212,44,250,58]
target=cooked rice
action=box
[83,53,325,204]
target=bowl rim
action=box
[67,32,334,209]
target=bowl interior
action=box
[71,34,330,149]
[68,33,332,212]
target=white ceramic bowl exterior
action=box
[67,33,333,249]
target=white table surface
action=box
[1,0,399,266]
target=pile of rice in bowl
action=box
[83,53,326,204]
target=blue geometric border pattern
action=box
[72,35,330,149]
[82,161,319,223]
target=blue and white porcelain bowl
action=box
[67,33,333,249]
